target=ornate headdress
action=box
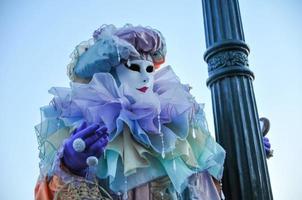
[67,24,167,82]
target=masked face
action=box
[116,59,155,102]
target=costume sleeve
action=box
[35,175,62,200]
[34,150,84,199]
[34,145,69,200]
[35,104,77,199]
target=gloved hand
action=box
[260,117,273,158]
[263,137,272,157]
[62,122,109,176]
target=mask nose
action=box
[143,76,149,83]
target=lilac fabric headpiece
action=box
[67,24,167,81]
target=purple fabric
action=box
[62,122,109,176]
[50,66,195,153]
[92,25,166,65]
[115,27,161,54]
[263,136,271,156]
[187,172,221,200]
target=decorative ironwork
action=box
[208,50,249,72]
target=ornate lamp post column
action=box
[201,0,273,199]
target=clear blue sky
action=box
[0,0,301,199]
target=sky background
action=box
[0,0,301,199]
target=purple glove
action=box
[263,137,271,156]
[262,137,271,155]
[260,117,273,158]
[62,122,109,176]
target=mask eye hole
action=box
[126,64,140,72]
[146,66,154,73]
[129,64,140,72]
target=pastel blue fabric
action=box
[69,24,167,81]
[36,66,225,193]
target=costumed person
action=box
[34,24,271,200]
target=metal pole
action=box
[201,0,273,199]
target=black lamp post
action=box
[201,0,273,199]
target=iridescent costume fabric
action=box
[35,25,225,200]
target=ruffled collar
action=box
[50,66,197,154]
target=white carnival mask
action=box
[116,59,159,107]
